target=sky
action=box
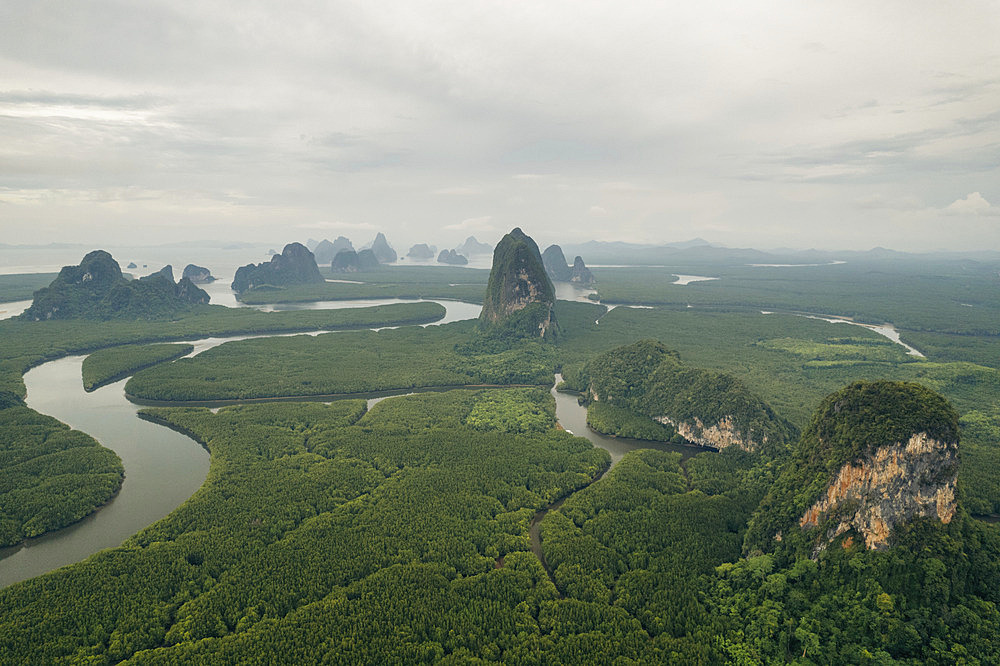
[1,1,998,252]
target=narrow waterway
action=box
[529,377,710,581]
[0,299,478,588]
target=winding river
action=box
[1,297,701,589]
[0,299,475,587]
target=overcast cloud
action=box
[1,0,998,251]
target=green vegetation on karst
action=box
[82,343,194,391]
[744,381,961,556]
[20,251,210,321]
[3,247,1000,662]
[569,339,797,455]
[0,405,123,546]
[0,272,57,303]
[480,228,557,340]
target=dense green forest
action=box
[2,248,1000,663]
[82,343,194,392]
[124,322,557,403]
[0,404,123,546]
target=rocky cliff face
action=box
[799,432,957,550]
[569,256,595,286]
[231,242,324,293]
[541,245,572,282]
[744,380,961,556]
[653,414,761,452]
[479,228,556,338]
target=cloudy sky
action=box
[1,1,998,251]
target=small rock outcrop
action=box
[569,256,595,287]
[182,264,215,284]
[457,236,493,256]
[541,245,573,282]
[126,262,137,269]
[370,233,397,264]
[20,250,209,321]
[437,249,469,265]
[231,243,324,294]
[746,381,960,555]
[140,265,174,283]
[407,243,436,260]
[479,228,556,338]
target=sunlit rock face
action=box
[480,228,556,338]
[654,414,765,453]
[743,380,961,556]
[799,431,958,550]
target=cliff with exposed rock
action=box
[745,380,960,555]
[580,339,795,454]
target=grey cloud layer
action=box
[1,0,998,250]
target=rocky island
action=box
[20,251,209,320]
[479,227,556,339]
[231,242,324,294]
[181,264,215,284]
[407,243,436,260]
[437,249,468,265]
[330,248,380,273]
[369,232,397,263]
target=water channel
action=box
[1,298,707,588]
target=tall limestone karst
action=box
[479,228,557,339]
[20,250,209,320]
[370,233,397,264]
[745,380,960,555]
[541,244,573,282]
[569,255,595,286]
[231,242,324,294]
